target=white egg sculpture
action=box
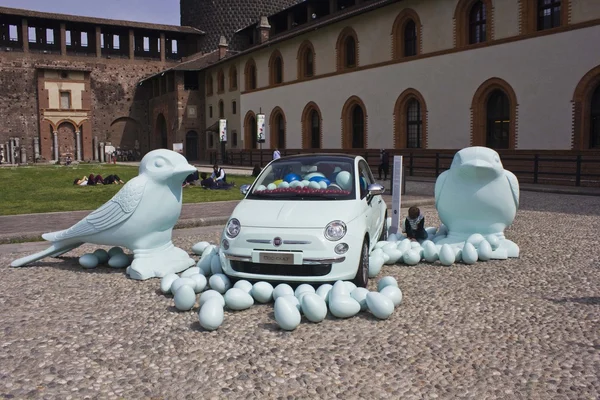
[387,233,399,243]
[380,285,403,307]
[174,285,197,311]
[191,241,210,255]
[422,241,439,262]
[281,295,301,312]
[410,242,422,249]
[108,246,124,257]
[377,276,398,292]
[368,255,385,278]
[478,240,493,261]
[403,249,421,266]
[374,241,388,249]
[79,253,99,269]
[256,185,267,191]
[384,248,403,265]
[198,298,224,331]
[196,254,213,276]
[199,290,225,308]
[251,281,274,303]
[397,239,412,253]
[301,293,328,323]
[189,274,208,293]
[350,287,370,311]
[454,248,463,263]
[160,273,180,294]
[366,292,394,319]
[274,297,301,331]
[224,288,254,310]
[466,233,486,248]
[201,244,217,259]
[308,181,321,190]
[315,284,333,304]
[92,249,109,264]
[278,181,290,189]
[273,283,294,300]
[209,274,231,294]
[294,284,316,298]
[210,255,223,275]
[461,242,478,264]
[382,242,397,253]
[371,248,385,258]
[344,281,357,293]
[233,280,254,294]
[381,252,390,263]
[108,253,130,268]
[330,280,349,298]
[267,183,277,190]
[485,234,500,250]
[328,295,361,319]
[438,244,456,266]
[181,267,201,278]
[171,277,196,294]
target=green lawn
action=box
[0,164,256,216]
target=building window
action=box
[590,85,600,148]
[277,114,285,148]
[217,69,225,93]
[208,133,214,148]
[469,1,487,43]
[486,90,511,149]
[232,130,238,147]
[60,91,71,110]
[297,40,315,79]
[245,59,257,90]
[244,112,258,149]
[218,100,224,119]
[538,0,561,30]
[336,27,359,71]
[229,65,238,90]
[184,71,199,90]
[269,108,286,149]
[209,105,213,119]
[404,20,417,57]
[206,75,213,96]
[406,99,422,148]
[351,105,364,148]
[310,110,320,148]
[301,102,322,149]
[269,51,284,85]
[232,101,237,115]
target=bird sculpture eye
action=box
[154,159,165,168]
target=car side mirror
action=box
[240,184,250,195]
[367,183,385,196]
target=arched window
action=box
[537,0,561,30]
[590,85,600,148]
[218,100,224,119]
[245,59,257,91]
[391,9,421,59]
[406,99,422,148]
[276,114,285,148]
[269,51,284,85]
[486,90,511,149]
[519,0,567,34]
[310,110,320,148]
[469,1,487,44]
[297,40,315,79]
[269,108,286,149]
[244,112,258,149]
[342,96,367,149]
[206,74,213,96]
[217,69,225,93]
[301,102,322,149]
[229,65,238,90]
[336,27,359,71]
[351,105,364,148]
[404,20,417,57]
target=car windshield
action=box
[246,155,358,200]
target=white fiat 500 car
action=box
[219,154,387,287]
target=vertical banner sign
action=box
[256,113,266,143]
[219,119,227,142]
[390,155,403,234]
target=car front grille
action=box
[230,260,332,277]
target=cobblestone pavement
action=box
[0,192,599,399]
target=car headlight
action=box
[225,218,241,238]
[324,220,346,241]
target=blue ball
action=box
[284,173,300,183]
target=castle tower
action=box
[180,0,302,52]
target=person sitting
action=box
[200,172,216,189]
[65,155,72,166]
[182,170,199,187]
[104,174,125,185]
[86,174,105,186]
[211,164,227,183]
[403,206,427,241]
[252,164,261,177]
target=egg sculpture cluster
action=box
[78,246,132,269]
[371,218,504,268]
[159,241,404,331]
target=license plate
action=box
[259,252,295,264]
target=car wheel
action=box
[378,211,388,241]
[353,238,369,288]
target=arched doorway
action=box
[591,85,600,148]
[57,121,76,159]
[186,130,199,160]
[156,114,168,149]
[351,105,365,148]
[486,90,510,149]
[341,96,367,149]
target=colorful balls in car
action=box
[304,172,325,181]
[309,176,331,186]
[284,173,301,183]
[336,171,353,191]
[273,179,283,185]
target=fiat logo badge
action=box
[273,237,282,247]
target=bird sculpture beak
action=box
[172,163,197,176]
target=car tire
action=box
[378,211,388,242]
[353,238,369,288]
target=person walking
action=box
[378,149,390,180]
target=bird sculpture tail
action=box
[11,241,83,267]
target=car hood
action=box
[231,199,361,228]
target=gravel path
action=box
[0,193,599,399]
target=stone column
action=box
[93,136,98,161]
[20,147,27,164]
[60,23,67,55]
[95,27,102,58]
[7,140,13,164]
[4,142,8,164]
[21,19,29,52]
[100,142,105,162]
[34,137,40,161]
[53,131,59,161]
[129,29,135,60]
[76,130,82,161]
[160,33,166,62]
